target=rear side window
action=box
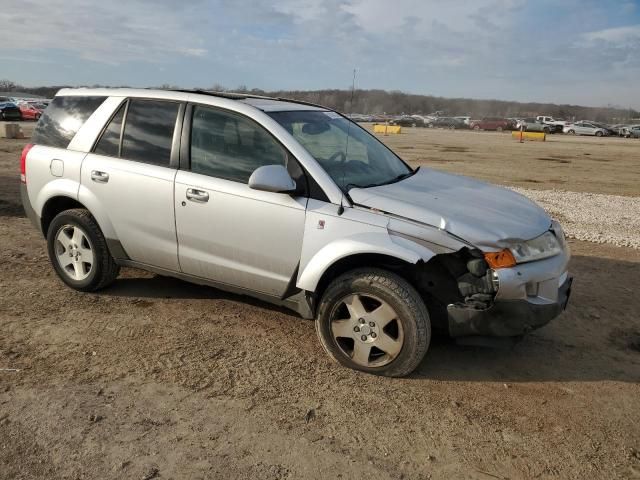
[190,105,287,183]
[32,96,105,148]
[121,99,179,166]
[94,103,126,157]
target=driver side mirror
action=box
[248,165,296,193]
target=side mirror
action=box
[248,165,296,193]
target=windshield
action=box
[267,110,412,192]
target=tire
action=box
[496,126,503,132]
[543,127,550,134]
[567,130,575,135]
[315,268,430,377]
[411,123,416,128]
[47,208,120,292]
[473,125,480,130]
[595,131,603,137]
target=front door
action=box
[175,104,306,297]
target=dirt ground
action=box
[370,126,640,197]
[1,123,639,480]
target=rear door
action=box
[174,104,307,297]
[80,98,183,270]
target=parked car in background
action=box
[431,117,468,129]
[454,116,471,126]
[505,118,519,130]
[536,116,569,130]
[469,117,510,131]
[624,125,640,138]
[17,102,42,121]
[563,122,609,136]
[389,115,425,127]
[0,98,22,121]
[28,100,50,109]
[517,118,550,133]
[590,122,619,136]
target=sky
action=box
[2,0,639,108]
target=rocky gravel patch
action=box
[513,188,640,249]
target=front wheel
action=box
[567,129,575,135]
[316,269,430,377]
[595,131,603,137]
[47,208,120,292]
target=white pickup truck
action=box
[536,116,568,127]
[536,116,569,133]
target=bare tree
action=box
[0,79,18,92]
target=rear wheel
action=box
[316,268,430,377]
[47,209,120,292]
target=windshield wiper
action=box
[345,182,378,191]
[344,167,420,192]
[377,166,420,187]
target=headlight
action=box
[510,231,562,264]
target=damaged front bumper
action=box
[447,246,572,338]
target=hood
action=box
[349,168,551,249]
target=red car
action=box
[469,117,510,131]
[17,102,43,121]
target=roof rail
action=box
[169,89,330,111]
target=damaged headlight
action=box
[510,231,562,264]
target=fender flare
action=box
[34,178,81,219]
[296,231,437,292]
[76,183,118,240]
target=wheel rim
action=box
[54,224,94,281]
[330,293,404,368]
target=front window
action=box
[268,110,412,192]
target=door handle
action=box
[186,188,209,203]
[91,170,109,183]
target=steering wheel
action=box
[328,151,346,164]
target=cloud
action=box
[0,0,638,108]
[0,0,208,63]
[583,24,640,45]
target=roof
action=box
[239,97,327,112]
[55,87,329,113]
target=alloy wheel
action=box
[330,293,404,368]
[54,225,95,281]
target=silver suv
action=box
[20,88,572,377]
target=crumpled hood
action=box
[349,168,551,249]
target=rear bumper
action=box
[20,183,41,232]
[447,276,572,337]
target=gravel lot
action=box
[1,124,639,479]
[513,188,640,249]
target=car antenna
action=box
[338,68,357,216]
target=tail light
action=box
[20,143,34,184]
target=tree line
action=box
[2,79,637,123]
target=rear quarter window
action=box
[32,96,105,149]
